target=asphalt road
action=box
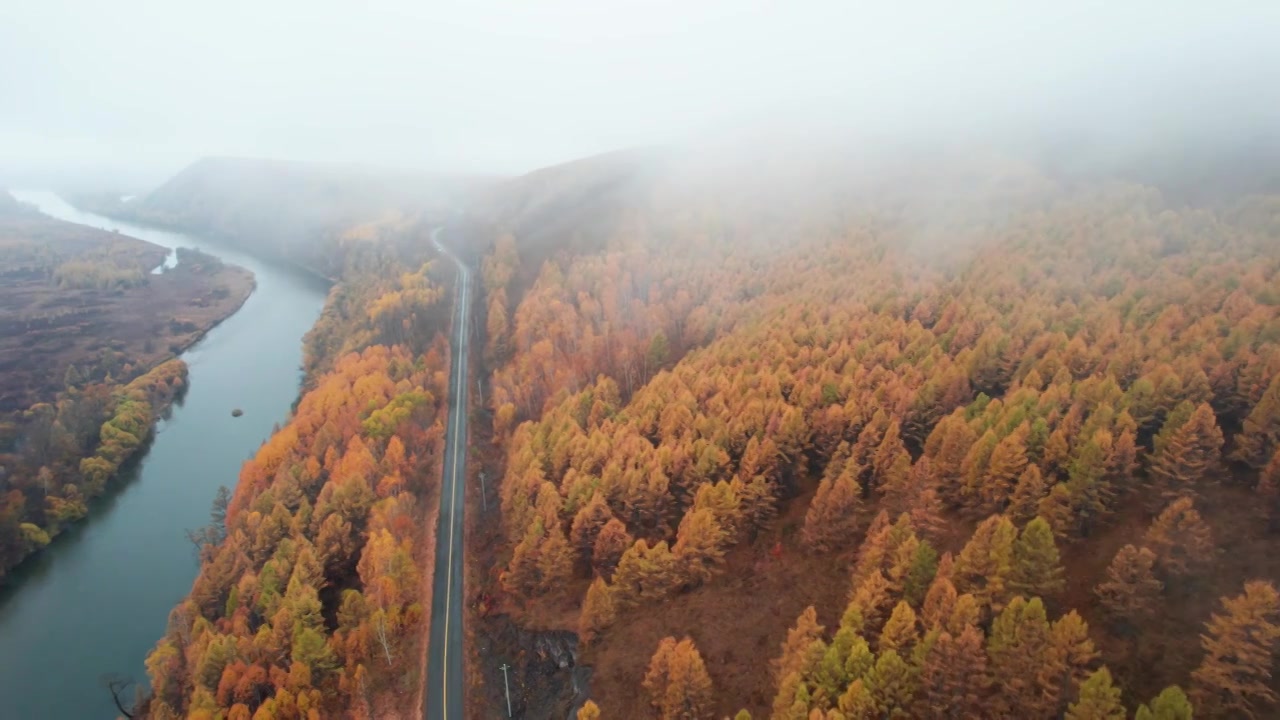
[426,227,471,720]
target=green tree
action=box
[1135,686,1194,720]
[1010,517,1064,598]
[1066,667,1125,720]
[953,514,1016,616]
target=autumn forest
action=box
[5,137,1280,720]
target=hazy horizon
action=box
[4,1,1279,189]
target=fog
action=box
[2,0,1278,186]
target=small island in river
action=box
[0,190,255,580]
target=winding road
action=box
[425,227,471,719]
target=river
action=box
[0,192,329,719]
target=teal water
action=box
[0,192,328,719]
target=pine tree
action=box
[1191,580,1280,718]
[1134,686,1193,720]
[878,601,920,655]
[578,577,616,645]
[1007,465,1047,525]
[1095,544,1162,629]
[987,596,1053,717]
[802,465,862,552]
[1235,374,1280,469]
[1065,667,1125,720]
[1010,516,1064,598]
[590,518,633,580]
[1143,497,1215,581]
[644,636,714,720]
[952,514,1016,617]
[1148,402,1224,508]
[672,508,728,587]
[914,625,988,719]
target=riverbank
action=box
[0,195,256,580]
[0,191,328,720]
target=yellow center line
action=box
[440,250,468,718]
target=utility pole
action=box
[479,471,488,512]
[499,663,513,718]
[477,378,484,405]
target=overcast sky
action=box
[2,0,1278,181]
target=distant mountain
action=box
[99,157,493,278]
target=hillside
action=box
[465,141,1280,719]
[76,157,493,279]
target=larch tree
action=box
[921,575,958,630]
[590,518,633,580]
[1065,667,1125,720]
[672,508,728,587]
[1007,465,1047,526]
[802,464,862,552]
[644,636,715,720]
[1095,544,1162,630]
[1045,611,1100,716]
[775,606,826,685]
[878,601,920,655]
[914,625,988,720]
[1235,374,1280,469]
[1143,497,1215,582]
[952,514,1017,617]
[569,493,616,565]
[1010,516,1064,599]
[612,539,676,608]
[1190,580,1280,718]
[1148,402,1224,508]
[987,596,1054,717]
[577,577,616,645]
[1135,686,1193,720]
[576,699,601,720]
[536,523,574,595]
[978,426,1030,514]
[864,649,917,718]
